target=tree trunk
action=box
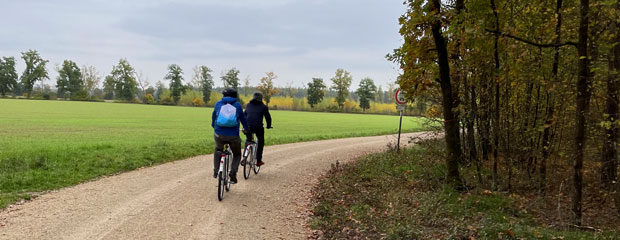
[478,73,492,178]
[541,0,564,194]
[469,84,482,184]
[601,18,619,190]
[430,0,462,187]
[573,0,590,226]
[491,0,501,189]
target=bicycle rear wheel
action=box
[225,155,231,191]
[243,146,253,179]
[217,172,224,201]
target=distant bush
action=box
[160,96,175,105]
[178,90,203,106]
[70,90,89,101]
[143,94,155,104]
[42,92,57,100]
[192,97,204,107]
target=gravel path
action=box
[0,132,432,240]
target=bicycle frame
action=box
[244,133,258,158]
[219,145,230,174]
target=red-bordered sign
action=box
[395,89,406,105]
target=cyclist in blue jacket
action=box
[211,88,248,184]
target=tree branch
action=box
[485,29,578,48]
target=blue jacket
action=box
[211,97,248,136]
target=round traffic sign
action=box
[395,89,406,105]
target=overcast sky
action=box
[0,0,405,89]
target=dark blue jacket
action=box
[244,99,272,130]
[211,97,248,136]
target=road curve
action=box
[0,132,432,240]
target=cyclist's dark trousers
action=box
[213,133,242,176]
[245,127,265,161]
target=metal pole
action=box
[397,110,403,151]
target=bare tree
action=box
[81,65,101,97]
[135,71,150,100]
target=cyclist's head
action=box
[252,91,263,101]
[222,88,238,99]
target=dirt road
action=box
[0,132,431,240]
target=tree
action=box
[330,69,352,109]
[307,78,326,108]
[257,72,278,106]
[221,68,240,90]
[103,76,115,100]
[20,50,49,98]
[194,65,214,105]
[389,0,463,187]
[154,81,165,101]
[106,59,138,101]
[0,56,18,97]
[356,78,377,111]
[601,4,619,191]
[572,0,591,225]
[81,65,101,97]
[284,81,295,97]
[375,85,383,103]
[386,83,395,104]
[56,60,83,98]
[243,76,251,96]
[145,86,155,96]
[136,71,150,101]
[165,64,186,104]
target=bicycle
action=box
[217,144,232,201]
[242,133,261,179]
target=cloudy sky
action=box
[0,0,405,89]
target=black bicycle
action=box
[217,144,232,201]
[242,133,260,179]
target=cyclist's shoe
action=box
[256,160,265,167]
[213,170,218,179]
[240,158,246,166]
[229,173,238,184]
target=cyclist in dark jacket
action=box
[243,92,272,166]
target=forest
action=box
[388,0,619,226]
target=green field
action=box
[0,99,427,208]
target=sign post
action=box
[395,89,406,151]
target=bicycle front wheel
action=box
[243,147,253,179]
[253,152,260,174]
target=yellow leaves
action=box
[191,97,203,107]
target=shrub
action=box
[192,97,204,107]
[143,94,155,104]
[160,96,175,105]
[70,90,89,101]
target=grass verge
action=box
[309,139,619,239]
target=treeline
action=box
[390,0,619,225]
[0,51,426,115]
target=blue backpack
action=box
[216,103,238,127]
